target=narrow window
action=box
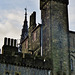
[73,38,75,47]
[63,72,66,75]
[71,59,73,71]
[15,73,19,75]
[48,70,51,75]
[33,31,36,41]
[16,73,19,75]
[57,71,60,75]
[25,39,28,49]
[5,72,9,75]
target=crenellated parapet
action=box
[0,36,52,70]
[0,54,52,70]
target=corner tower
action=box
[20,8,28,43]
[40,0,70,75]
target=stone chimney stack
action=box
[11,39,13,46]
[4,37,7,45]
[2,37,18,55]
[30,11,36,29]
[14,39,17,47]
[8,38,10,46]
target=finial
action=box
[24,8,27,21]
[25,8,27,15]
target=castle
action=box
[0,0,75,75]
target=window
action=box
[33,31,36,41]
[48,70,51,75]
[63,72,66,75]
[73,38,75,47]
[71,59,73,71]
[5,72,9,75]
[25,39,28,49]
[15,72,20,75]
[16,73,19,75]
[57,71,60,75]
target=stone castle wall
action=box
[0,63,50,75]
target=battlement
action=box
[0,54,52,70]
[0,37,52,70]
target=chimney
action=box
[4,37,7,45]
[8,38,10,46]
[30,11,36,29]
[11,39,13,46]
[14,39,17,47]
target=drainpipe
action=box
[41,24,43,56]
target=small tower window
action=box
[71,59,73,71]
[57,71,60,75]
[15,72,20,75]
[33,31,36,41]
[63,72,66,75]
[73,38,75,47]
[16,73,19,75]
[25,39,28,49]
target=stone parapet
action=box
[0,54,52,70]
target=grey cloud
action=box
[0,9,24,48]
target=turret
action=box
[40,0,70,75]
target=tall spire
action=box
[20,8,28,43]
[25,8,27,21]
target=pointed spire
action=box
[20,8,28,44]
[25,8,27,22]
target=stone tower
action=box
[40,0,70,75]
[20,8,28,43]
[28,12,36,50]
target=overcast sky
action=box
[0,0,75,49]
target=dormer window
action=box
[33,31,36,42]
